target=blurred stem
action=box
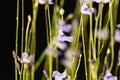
[21,0,24,53]
[81,15,88,80]
[97,3,104,73]
[15,0,19,80]
[74,54,82,80]
[97,3,103,57]
[45,8,49,46]
[55,53,59,70]
[31,2,39,80]
[109,1,114,71]
[115,49,120,75]
[47,6,52,44]
[20,64,23,80]
[49,54,52,80]
[23,65,26,80]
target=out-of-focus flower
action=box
[80,3,94,15]
[52,70,67,80]
[116,24,120,28]
[114,29,120,43]
[57,19,72,33]
[95,28,109,40]
[38,0,53,5]
[61,59,72,68]
[79,0,90,4]
[93,0,109,3]
[18,52,34,64]
[104,70,117,80]
[57,31,73,42]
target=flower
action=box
[93,0,109,3]
[104,70,117,80]
[116,24,120,28]
[57,19,72,33]
[38,0,53,5]
[79,0,90,4]
[114,29,120,43]
[95,28,109,40]
[57,31,73,42]
[52,70,67,80]
[18,52,34,64]
[80,3,94,15]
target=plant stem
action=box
[81,15,88,80]
[15,0,19,79]
[109,2,114,71]
[21,0,24,53]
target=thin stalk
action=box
[15,0,19,79]
[21,0,24,53]
[20,64,24,80]
[25,15,31,52]
[49,54,52,80]
[30,2,39,80]
[23,65,26,80]
[96,3,104,73]
[74,54,82,80]
[81,15,88,80]
[45,7,50,46]
[47,6,52,44]
[75,18,82,51]
[109,2,114,71]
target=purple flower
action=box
[57,19,72,33]
[114,29,120,43]
[80,3,94,15]
[52,70,67,80]
[104,70,117,80]
[38,0,53,5]
[57,31,73,42]
[93,0,109,3]
[18,52,34,64]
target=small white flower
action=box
[52,70,67,80]
[18,52,34,64]
[38,0,53,5]
[104,70,117,80]
[80,3,94,15]
[93,0,109,3]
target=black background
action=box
[1,0,120,80]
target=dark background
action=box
[1,0,120,80]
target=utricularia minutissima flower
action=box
[52,69,71,80]
[80,3,94,15]
[104,70,117,80]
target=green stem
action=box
[96,3,104,73]
[45,7,50,46]
[47,6,52,44]
[109,2,114,71]
[15,0,19,79]
[74,54,82,80]
[25,15,31,52]
[21,0,24,53]
[81,15,88,80]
